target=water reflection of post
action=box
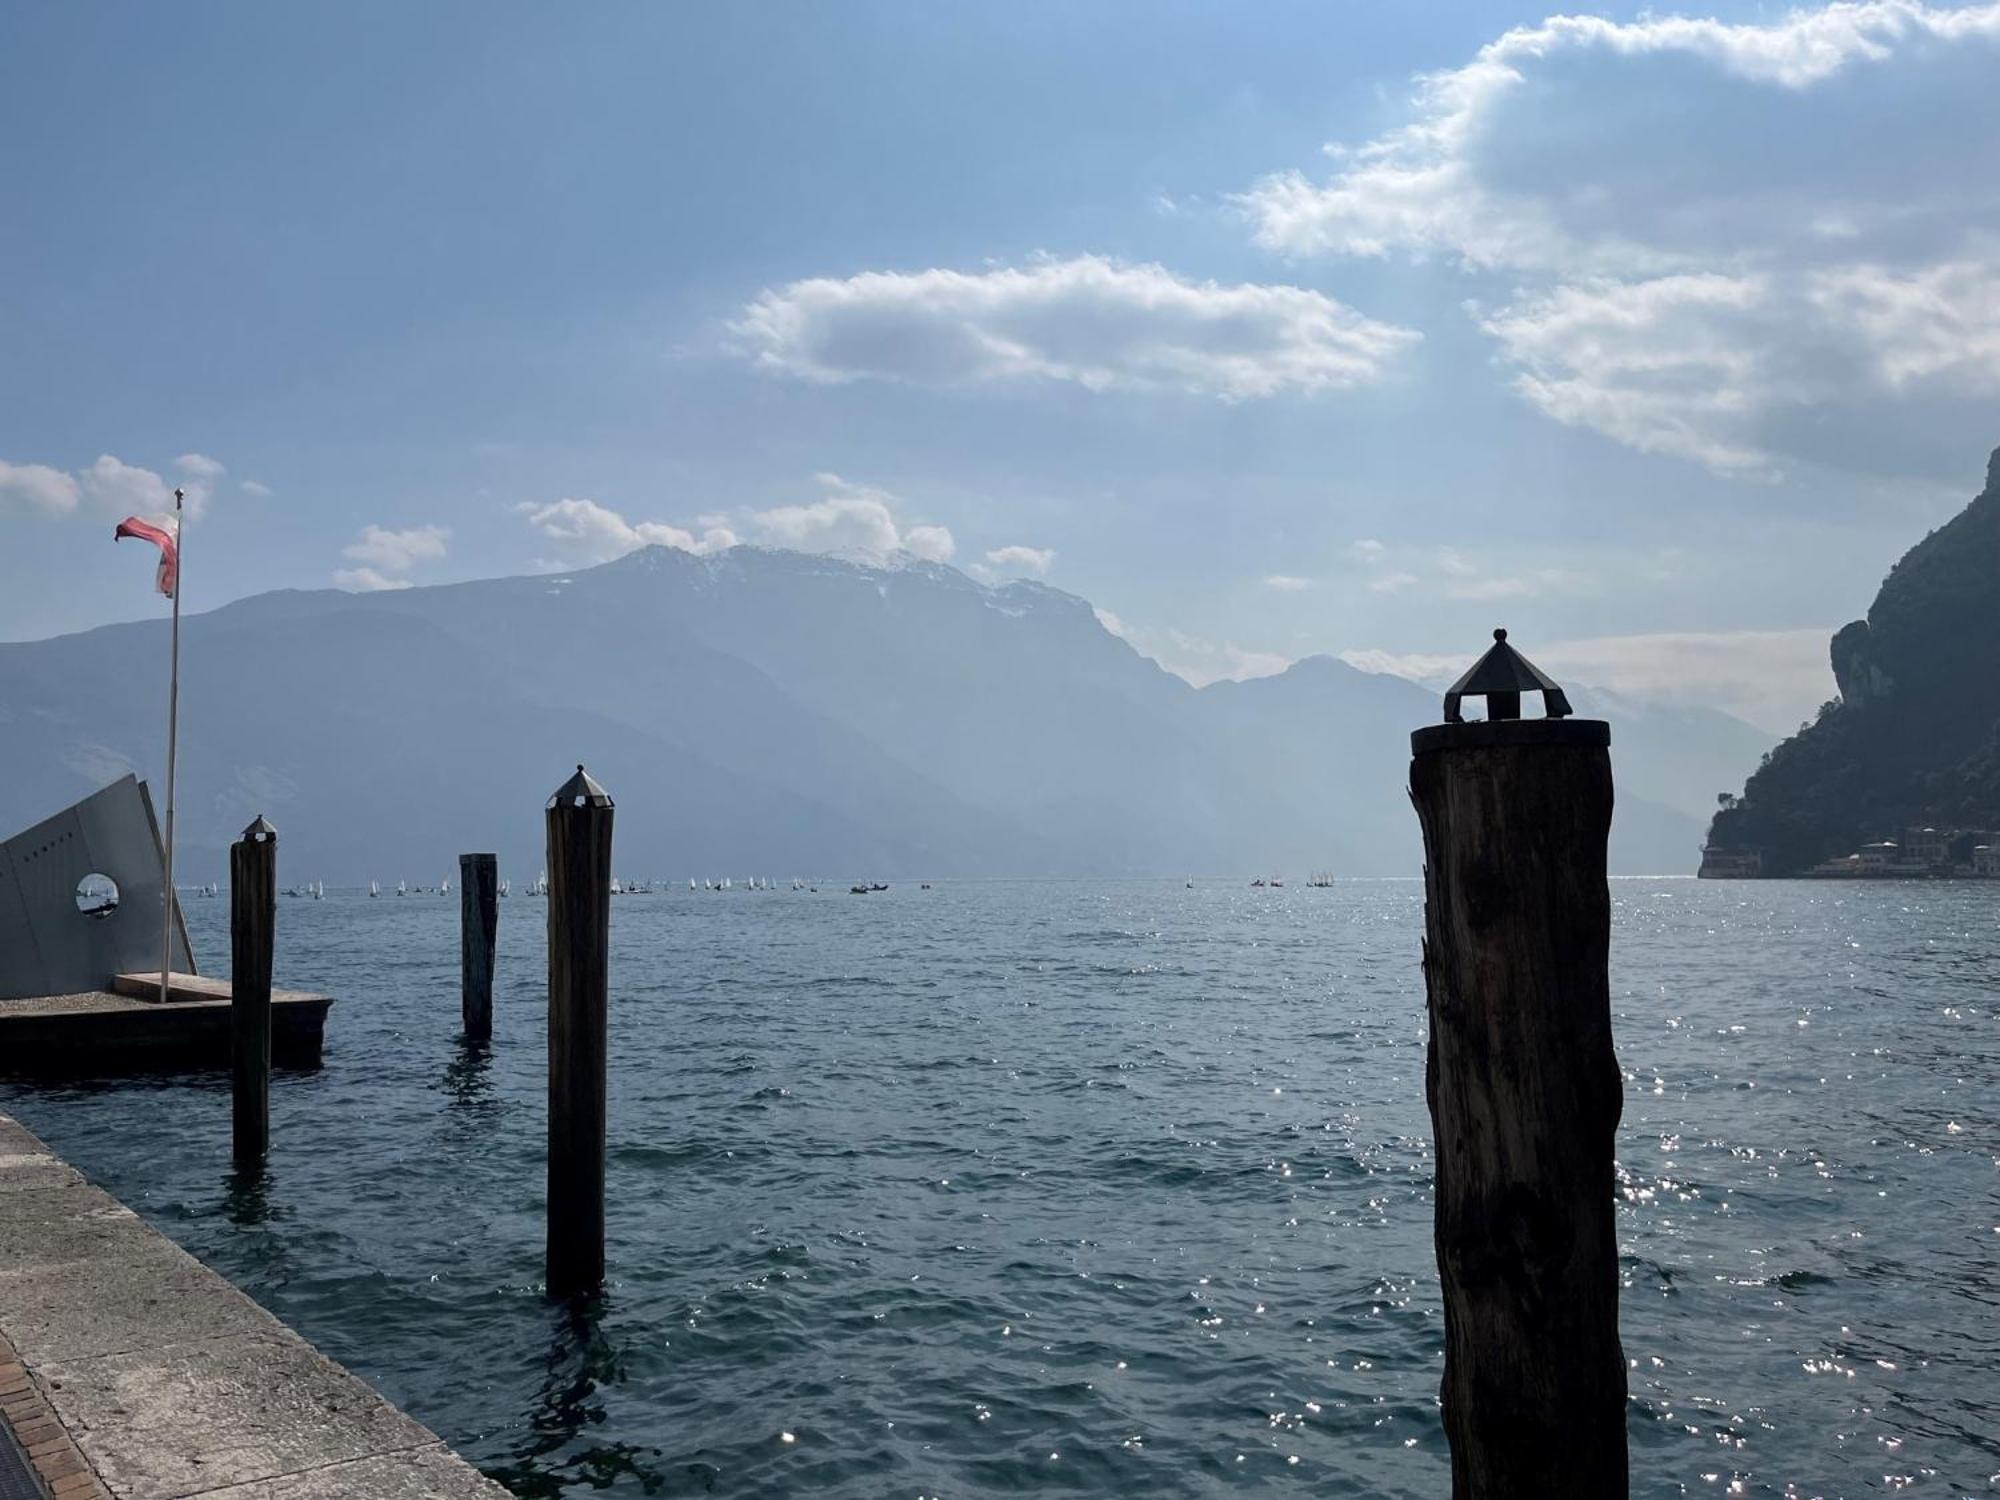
[222,1160,274,1228]
[441,1036,497,1111]
[484,1295,668,1494]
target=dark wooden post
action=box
[229,815,277,1164]
[546,765,613,1297]
[460,852,498,1040]
[1410,632,1626,1498]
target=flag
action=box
[115,516,179,598]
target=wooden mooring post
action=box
[546,765,613,1297]
[229,815,278,1164]
[459,852,498,1040]
[1409,631,1627,1498]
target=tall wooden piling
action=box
[546,765,613,1297]
[459,852,498,1040]
[1409,632,1627,1498]
[229,815,277,1164]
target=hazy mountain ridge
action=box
[1707,445,2000,872]
[2,545,1744,880]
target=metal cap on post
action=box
[1413,629,1605,756]
[546,765,613,1299]
[1408,632,1626,1498]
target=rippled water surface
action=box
[4,879,1997,1496]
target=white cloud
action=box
[516,475,959,570]
[1349,539,1385,560]
[240,479,273,497]
[517,497,736,566]
[0,460,81,514]
[343,523,451,573]
[737,254,1419,401]
[1095,608,1291,686]
[332,567,413,593]
[1338,648,1470,686]
[1263,573,1314,592]
[905,524,957,563]
[748,474,956,563]
[1243,2,2000,475]
[79,455,180,520]
[0,450,223,522]
[1343,627,1835,733]
[986,544,1056,578]
[1367,570,1419,595]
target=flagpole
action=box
[161,487,183,1006]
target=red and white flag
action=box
[115,516,179,598]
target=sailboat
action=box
[369,880,380,898]
[397,880,408,897]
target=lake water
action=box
[4,879,1996,1497]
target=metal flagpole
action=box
[160,487,183,1006]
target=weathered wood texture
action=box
[228,827,276,1164]
[459,853,498,1041]
[1411,729,1627,1498]
[546,787,612,1297]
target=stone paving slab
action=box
[0,1112,507,1499]
[0,1152,85,1194]
[0,1186,148,1272]
[172,1445,504,1499]
[37,1331,440,1498]
[0,1246,282,1365]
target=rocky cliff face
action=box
[1707,445,2000,872]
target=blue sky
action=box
[5,1,1998,731]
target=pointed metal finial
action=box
[240,814,277,843]
[549,764,614,810]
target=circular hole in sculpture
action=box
[76,873,120,919]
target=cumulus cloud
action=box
[736,254,1419,401]
[332,567,413,593]
[0,460,82,514]
[1243,2,2000,475]
[343,523,450,573]
[518,498,737,566]
[985,544,1056,578]
[240,479,273,497]
[79,455,189,520]
[747,474,956,562]
[1263,573,1314,592]
[516,475,958,569]
[0,450,222,521]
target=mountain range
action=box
[1,545,1769,882]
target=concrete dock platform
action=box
[0,976,330,1075]
[0,1112,506,1498]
